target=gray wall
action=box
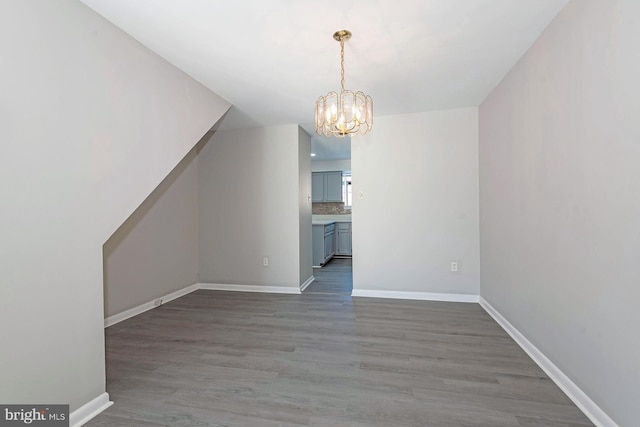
[0,0,229,410]
[106,125,312,310]
[298,128,313,286]
[352,108,480,295]
[104,148,199,318]
[479,1,639,425]
[312,159,351,172]
[198,125,302,288]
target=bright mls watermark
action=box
[0,405,68,426]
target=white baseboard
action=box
[479,297,618,427]
[105,282,303,328]
[352,289,479,303]
[198,283,301,294]
[104,284,199,328]
[69,392,113,427]
[300,276,315,292]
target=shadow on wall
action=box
[102,124,221,318]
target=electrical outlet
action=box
[450,261,459,272]
[262,256,269,267]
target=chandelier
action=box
[315,30,373,138]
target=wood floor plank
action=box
[88,288,592,427]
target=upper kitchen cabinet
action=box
[312,171,343,202]
[311,173,324,202]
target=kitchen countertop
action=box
[312,215,351,226]
[312,220,338,225]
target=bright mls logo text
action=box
[1,405,68,426]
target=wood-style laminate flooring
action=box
[305,258,353,295]
[88,290,592,427]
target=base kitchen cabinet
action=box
[312,222,336,267]
[335,222,352,256]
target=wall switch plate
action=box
[450,261,459,272]
[262,256,269,267]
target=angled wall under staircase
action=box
[0,0,230,413]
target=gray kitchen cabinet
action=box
[311,173,325,202]
[336,222,352,256]
[324,232,334,259]
[312,171,343,202]
[312,222,336,267]
[324,171,343,202]
[312,225,324,266]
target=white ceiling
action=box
[80,0,568,159]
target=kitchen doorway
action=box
[307,137,353,296]
[304,258,352,295]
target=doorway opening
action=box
[304,258,352,295]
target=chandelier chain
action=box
[340,39,345,92]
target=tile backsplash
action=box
[312,202,351,215]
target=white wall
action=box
[0,0,230,411]
[312,159,351,172]
[479,1,639,425]
[198,125,302,288]
[352,108,480,295]
[103,147,199,318]
[298,128,313,285]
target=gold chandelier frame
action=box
[315,30,373,138]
